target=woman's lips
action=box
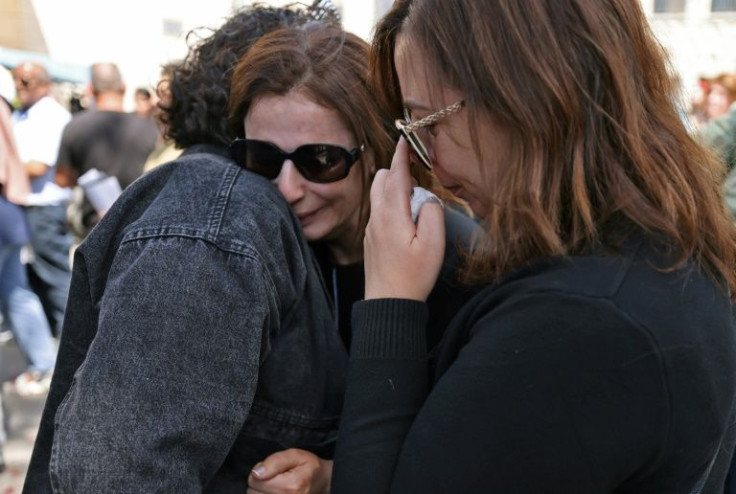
[297,208,321,225]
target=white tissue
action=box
[410,186,442,222]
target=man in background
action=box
[55,63,158,237]
[11,61,71,347]
[133,87,156,119]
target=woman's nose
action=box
[275,160,306,204]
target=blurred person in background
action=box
[24,3,347,493]
[1,67,58,399]
[142,62,182,173]
[689,76,711,131]
[700,74,736,220]
[706,73,736,123]
[133,86,156,119]
[9,61,68,367]
[330,0,736,492]
[55,62,158,239]
[707,107,736,220]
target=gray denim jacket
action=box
[23,146,347,494]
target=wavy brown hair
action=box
[228,23,398,241]
[373,0,736,296]
[159,1,339,149]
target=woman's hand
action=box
[247,449,332,494]
[364,137,445,301]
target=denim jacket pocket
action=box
[202,396,341,494]
[245,397,341,451]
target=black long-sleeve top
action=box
[332,236,736,493]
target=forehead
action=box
[14,63,42,80]
[394,34,455,114]
[245,91,355,149]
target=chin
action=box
[301,224,329,243]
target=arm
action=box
[331,300,430,494]
[49,237,274,492]
[333,293,666,494]
[24,160,50,178]
[331,138,443,493]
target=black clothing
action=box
[313,205,479,351]
[333,236,736,494]
[56,110,158,188]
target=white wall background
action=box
[18,0,736,109]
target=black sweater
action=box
[332,237,736,493]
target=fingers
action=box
[369,168,388,208]
[248,452,331,494]
[372,137,418,232]
[386,137,413,203]
[415,200,446,252]
[250,449,306,481]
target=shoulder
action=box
[98,149,305,272]
[702,106,736,144]
[79,152,292,294]
[62,110,96,135]
[121,113,158,134]
[35,97,70,121]
[451,237,735,375]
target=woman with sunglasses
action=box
[227,22,478,494]
[328,1,736,493]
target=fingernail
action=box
[252,464,266,477]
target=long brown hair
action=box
[228,23,397,241]
[373,0,736,296]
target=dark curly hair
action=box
[158,1,339,149]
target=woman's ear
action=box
[363,148,378,178]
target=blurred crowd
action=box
[0,58,174,472]
[689,72,736,220]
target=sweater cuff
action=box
[350,299,428,360]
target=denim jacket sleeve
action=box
[48,234,277,493]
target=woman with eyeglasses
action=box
[327,1,736,493]
[227,22,478,494]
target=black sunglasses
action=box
[230,139,364,184]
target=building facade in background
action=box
[642,0,736,96]
[0,0,735,107]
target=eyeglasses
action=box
[395,100,464,170]
[230,139,364,184]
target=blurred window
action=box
[654,0,686,12]
[163,19,183,38]
[712,0,736,11]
